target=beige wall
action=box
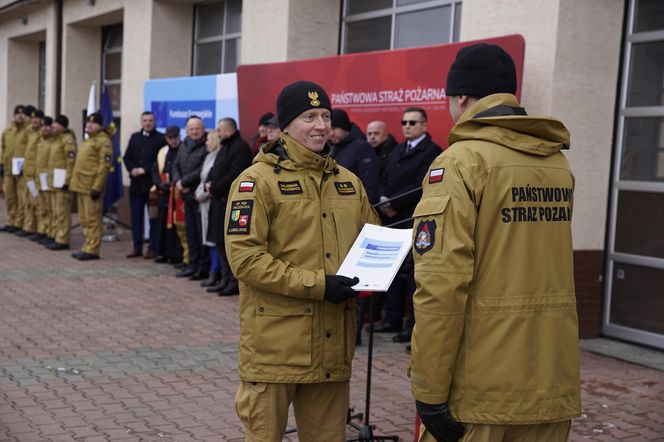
[460,0,624,250]
[242,0,340,64]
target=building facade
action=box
[0,0,661,349]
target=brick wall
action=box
[574,250,604,338]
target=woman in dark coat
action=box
[204,120,253,296]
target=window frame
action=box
[340,0,461,54]
[192,0,242,75]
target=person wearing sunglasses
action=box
[411,43,580,442]
[373,107,441,342]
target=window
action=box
[604,0,664,350]
[193,0,242,75]
[341,0,461,54]
[102,24,123,117]
[38,41,45,110]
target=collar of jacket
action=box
[449,93,571,156]
[257,133,337,175]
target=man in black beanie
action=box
[225,80,379,441]
[329,108,380,204]
[411,43,580,442]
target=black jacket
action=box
[332,124,380,204]
[206,131,253,245]
[172,134,208,200]
[123,129,166,195]
[380,133,441,227]
[374,133,398,179]
[150,144,179,207]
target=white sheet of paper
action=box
[53,168,66,189]
[336,223,413,292]
[12,157,24,175]
[39,172,49,191]
[26,179,39,198]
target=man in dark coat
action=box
[375,107,442,342]
[329,109,380,204]
[172,116,209,279]
[205,118,252,296]
[366,120,397,178]
[123,111,166,258]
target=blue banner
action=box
[151,100,216,130]
[101,85,124,211]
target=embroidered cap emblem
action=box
[308,91,320,107]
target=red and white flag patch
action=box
[428,168,445,184]
[239,181,255,192]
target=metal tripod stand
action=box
[347,292,400,442]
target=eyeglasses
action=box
[401,120,423,126]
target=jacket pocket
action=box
[254,303,314,366]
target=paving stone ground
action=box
[0,199,662,441]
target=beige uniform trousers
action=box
[23,181,37,233]
[51,190,72,245]
[4,175,19,227]
[419,420,571,442]
[16,176,27,229]
[37,191,52,236]
[77,193,102,256]
[235,381,349,442]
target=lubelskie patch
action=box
[239,181,255,192]
[278,180,303,194]
[428,168,444,184]
[227,200,253,235]
[414,220,436,255]
[334,181,356,195]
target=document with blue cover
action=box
[336,223,412,292]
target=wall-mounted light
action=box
[18,14,28,25]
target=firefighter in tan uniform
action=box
[411,44,581,442]
[225,81,380,442]
[0,105,27,232]
[69,112,113,260]
[35,117,55,245]
[21,109,44,238]
[46,115,76,250]
[11,105,35,236]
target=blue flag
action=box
[100,85,124,211]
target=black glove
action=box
[324,275,360,304]
[416,401,464,442]
[61,184,68,191]
[398,252,414,280]
[0,164,4,178]
[90,189,101,201]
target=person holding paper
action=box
[410,44,580,442]
[35,117,55,245]
[0,105,27,233]
[225,81,380,442]
[20,109,44,239]
[46,115,76,251]
[69,112,114,261]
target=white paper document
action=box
[11,157,24,175]
[39,172,49,191]
[336,223,413,292]
[26,179,39,198]
[53,168,67,189]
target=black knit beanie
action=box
[446,43,517,97]
[87,112,104,126]
[331,109,352,131]
[258,112,275,127]
[23,105,36,117]
[276,80,331,130]
[33,110,44,119]
[55,114,69,128]
[14,105,24,115]
[42,116,53,126]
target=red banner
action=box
[237,35,524,148]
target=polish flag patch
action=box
[428,168,445,184]
[239,181,255,192]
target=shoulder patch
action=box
[414,220,436,255]
[239,181,255,192]
[104,154,112,163]
[68,151,76,158]
[428,168,444,184]
[227,200,253,235]
[334,181,356,195]
[278,180,303,195]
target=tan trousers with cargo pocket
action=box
[235,381,349,442]
[419,420,571,442]
[52,190,73,245]
[77,192,102,256]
